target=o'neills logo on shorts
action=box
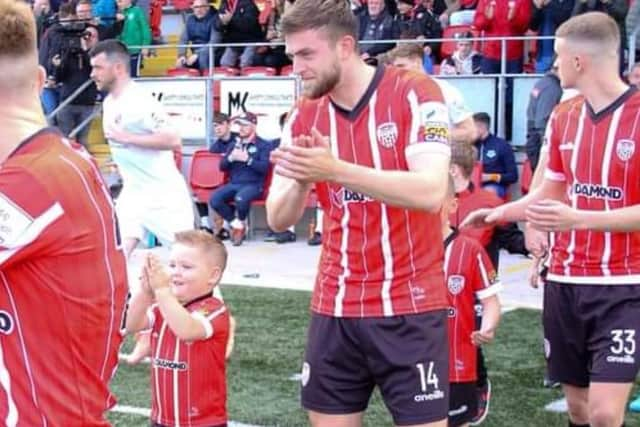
[414,390,445,402]
[606,354,635,364]
[572,183,623,200]
[154,358,188,370]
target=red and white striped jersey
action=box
[444,231,501,383]
[149,295,228,426]
[0,128,128,425]
[545,87,640,284]
[283,66,451,317]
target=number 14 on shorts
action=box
[414,362,444,402]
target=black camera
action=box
[58,20,91,55]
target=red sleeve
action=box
[473,0,492,31]
[0,166,68,268]
[545,109,566,182]
[471,241,502,299]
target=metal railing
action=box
[51,29,640,144]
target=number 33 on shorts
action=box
[609,329,636,362]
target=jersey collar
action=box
[586,85,637,123]
[330,64,385,122]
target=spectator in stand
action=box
[525,63,561,171]
[92,0,117,27]
[176,0,221,72]
[253,0,294,71]
[572,0,628,73]
[76,0,120,40]
[208,112,239,241]
[529,0,573,73]
[33,0,55,45]
[412,0,443,60]
[473,112,518,199]
[358,0,400,61]
[54,25,99,146]
[628,62,640,87]
[395,0,416,35]
[115,0,151,77]
[473,0,530,74]
[218,0,263,69]
[210,112,272,246]
[38,2,76,121]
[440,30,482,75]
[626,0,640,72]
[440,0,478,27]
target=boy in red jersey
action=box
[126,230,230,427]
[0,0,128,424]
[441,177,501,426]
[465,12,640,427]
[267,0,452,425]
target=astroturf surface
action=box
[108,285,640,426]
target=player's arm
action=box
[108,126,182,151]
[330,143,450,212]
[472,294,501,346]
[124,292,154,334]
[471,246,502,346]
[266,110,312,232]
[145,254,210,342]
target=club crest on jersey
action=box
[376,122,398,148]
[616,139,635,161]
[447,275,465,295]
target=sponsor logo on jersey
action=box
[486,149,497,159]
[572,182,623,200]
[330,187,375,208]
[616,139,635,161]
[376,122,399,148]
[447,275,465,295]
[418,122,449,144]
[154,358,188,370]
[0,194,34,247]
[455,359,465,371]
[0,311,14,335]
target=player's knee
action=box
[588,403,624,427]
[566,400,589,425]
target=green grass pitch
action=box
[108,285,640,426]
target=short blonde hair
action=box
[174,230,228,273]
[556,12,620,54]
[0,0,38,91]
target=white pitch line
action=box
[110,405,264,427]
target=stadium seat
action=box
[241,66,278,76]
[441,25,480,59]
[166,67,201,77]
[247,166,274,238]
[202,67,241,77]
[188,150,227,204]
[520,158,533,195]
[471,161,482,189]
[170,0,191,11]
[280,64,295,76]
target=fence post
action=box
[497,38,507,139]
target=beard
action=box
[303,60,341,99]
[95,75,116,93]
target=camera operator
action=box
[53,25,100,147]
[75,0,121,40]
[38,2,76,120]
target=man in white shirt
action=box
[89,39,195,258]
[90,39,196,364]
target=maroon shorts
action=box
[543,281,640,387]
[300,311,449,426]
